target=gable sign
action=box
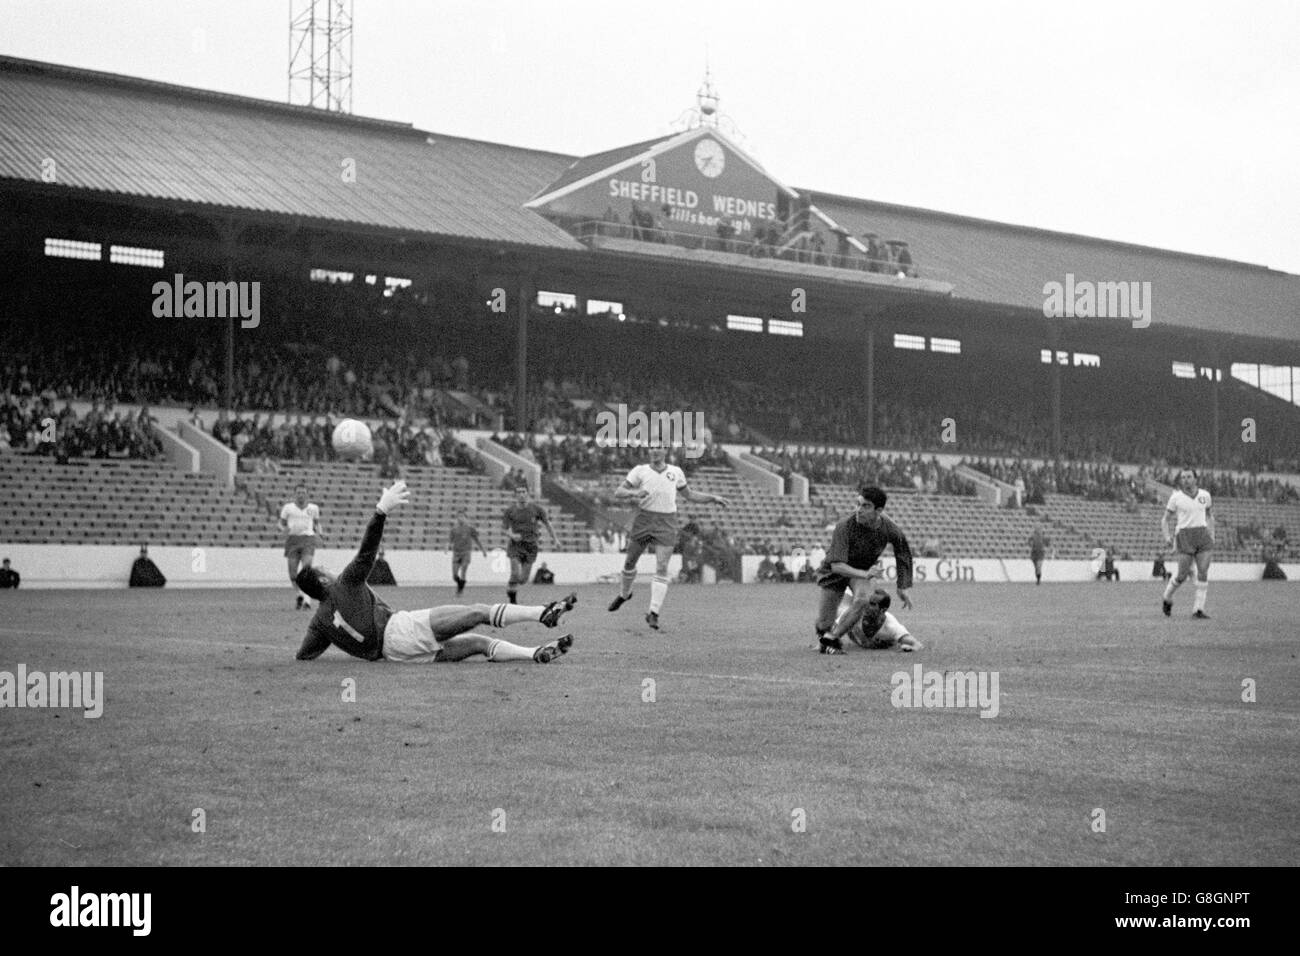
[530,131,796,241]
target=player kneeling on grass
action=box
[294,481,577,664]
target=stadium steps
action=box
[1034,493,1298,563]
[0,455,274,547]
[234,460,592,551]
[814,484,1093,559]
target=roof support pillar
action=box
[516,273,534,432]
[863,323,875,451]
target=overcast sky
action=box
[5,0,1297,272]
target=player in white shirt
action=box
[279,483,327,610]
[608,445,730,629]
[1160,468,1214,618]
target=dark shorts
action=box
[1030,551,1045,563]
[284,534,321,560]
[507,540,539,565]
[813,568,852,594]
[1176,527,1213,556]
[452,550,471,564]
[630,511,679,548]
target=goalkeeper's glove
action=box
[377,481,410,515]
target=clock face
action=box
[694,138,725,178]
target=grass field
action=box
[0,581,1296,866]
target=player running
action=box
[280,483,326,609]
[502,485,560,604]
[813,485,919,654]
[449,509,487,595]
[1161,467,1214,618]
[608,445,730,630]
[295,481,577,664]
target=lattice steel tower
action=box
[288,0,354,113]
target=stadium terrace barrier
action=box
[788,473,810,505]
[2,546,1292,588]
[476,438,541,497]
[728,452,784,497]
[177,420,237,490]
[153,425,200,474]
[954,465,1015,507]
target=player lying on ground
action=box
[833,581,923,652]
[1160,467,1214,619]
[294,481,577,663]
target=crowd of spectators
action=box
[213,408,487,477]
[6,272,1300,486]
[965,458,1159,506]
[1154,468,1300,503]
[1,391,161,461]
[755,447,976,496]
[676,517,743,583]
[493,432,729,476]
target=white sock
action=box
[649,575,668,613]
[620,569,637,598]
[490,603,544,627]
[1193,581,1208,612]
[1163,578,1182,601]
[486,638,536,662]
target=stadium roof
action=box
[2,55,1298,341]
[0,55,582,251]
[808,193,1300,342]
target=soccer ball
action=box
[332,419,373,460]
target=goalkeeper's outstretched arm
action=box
[339,482,409,586]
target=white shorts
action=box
[382,610,442,663]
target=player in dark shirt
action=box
[0,558,19,589]
[501,485,559,604]
[448,510,487,595]
[813,485,917,654]
[295,481,577,664]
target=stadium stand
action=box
[0,456,269,546]
[237,460,592,552]
[1036,493,1300,564]
[813,483,1094,559]
[3,55,1299,579]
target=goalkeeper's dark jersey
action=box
[296,511,393,661]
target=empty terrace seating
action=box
[814,484,1092,559]
[237,460,591,552]
[680,467,827,548]
[0,455,274,547]
[1037,493,1300,563]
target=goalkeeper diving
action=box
[294,481,577,664]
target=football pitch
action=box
[1,581,1296,866]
